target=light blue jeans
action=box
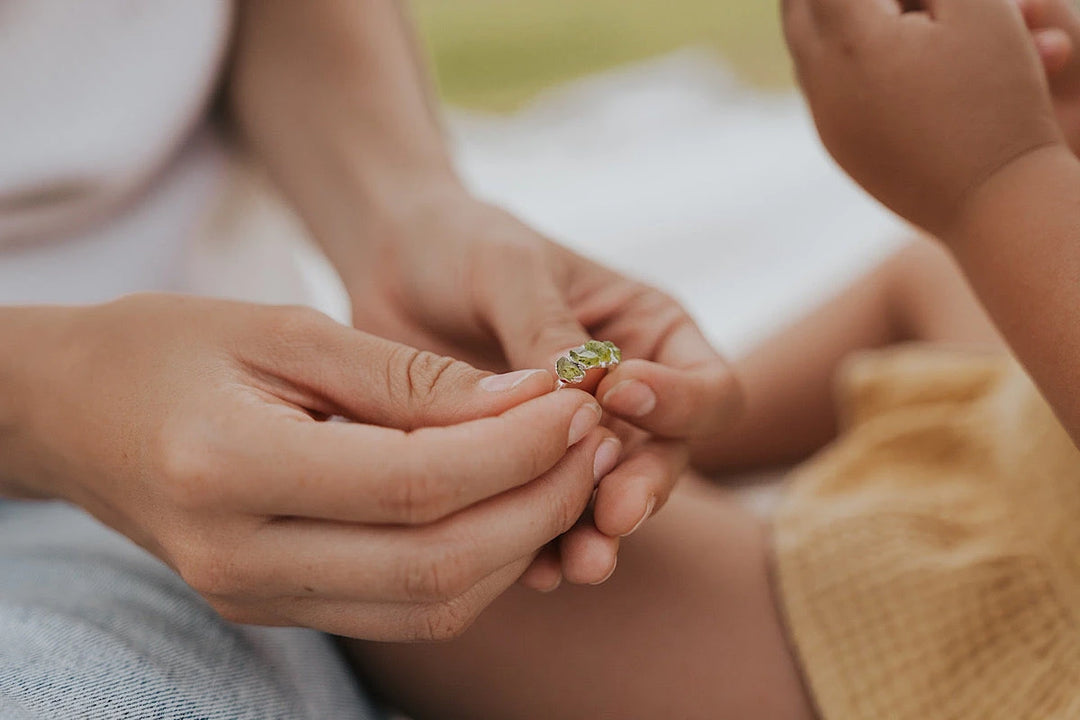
[0,501,382,719]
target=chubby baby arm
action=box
[783,0,1063,238]
[783,0,1080,444]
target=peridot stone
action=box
[582,340,614,365]
[556,356,586,383]
[569,347,602,368]
[556,340,622,383]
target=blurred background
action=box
[190,0,904,363]
[388,0,903,358]
[409,0,791,110]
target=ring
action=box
[556,340,622,385]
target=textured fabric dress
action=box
[775,347,1080,719]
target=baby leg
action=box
[345,479,816,720]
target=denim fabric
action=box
[0,501,381,720]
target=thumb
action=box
[476,246,591,374]
[247,307,556,430]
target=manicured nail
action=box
[622,495,657,537]
[480,369,546,392]
[602,380,657,418]
[590,556,618,586]
[593,438,622,484]
[568,403,602,446]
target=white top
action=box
[0,0,233,304]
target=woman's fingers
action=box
[597,358,743,440]
[558,438,688,585]
[587,285,742,438]
[221,556,536,642]
[469,232,745,441]
[192,430,619,603]
[471,232,593,374]
[206,387,602,525]
[517,545,563,592]
[483,266,591,374]
[558,515,620,586]
[242,306,555,428]
[591,439,689,538]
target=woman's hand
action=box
[226,0,739,588]
[0,295,619,640]
[343,190,742,588]
[782,0,1066,238]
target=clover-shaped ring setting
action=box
[555,340,622,385]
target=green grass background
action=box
[408,0,793,111]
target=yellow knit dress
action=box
[774,347,1080,720]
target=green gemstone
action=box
[556,356,586,383]
[569,347,602,368]
[582,340,613,365]
[603,341,621,364]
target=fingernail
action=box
[539,575,562,593]
[590,556,618,586]
[593,438,622,484]
[480,369,546,392]
[602,380,657,418]
[622,495,657,537]
[568,403,602,446]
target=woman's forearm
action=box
[948,146,1080,443]
[227,0,461,279]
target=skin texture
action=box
[784,0,1080,448]
[0,295,623,641]
[692,240,1003,473]
[0,0,742,649]
[341,3,1080,715]
[346,240,1002,720]
[785,0,1063,238]
[227,0,743,590]
[354,480,816,720]
[1022,0,1080,153]
[5,0,1078,672]
[689,0,1080,474]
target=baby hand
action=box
[783,0,1066,240]
[1021,0,1080,154]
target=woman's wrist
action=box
[0,304,81,500]
[314,164,473,290]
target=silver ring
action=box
[556,340,622,385]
